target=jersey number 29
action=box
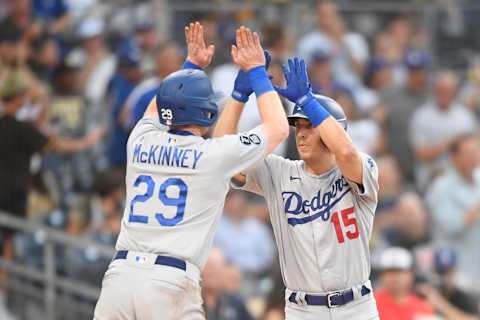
[129,175,188,226]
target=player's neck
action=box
[170,125,204,137]
[303,154,336,176]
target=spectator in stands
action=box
[381,49,431,182]
[214,190,275,276]
[202,248,253,320]
[120,41,182,130]
[374,155,429,248]
[261,266,285,320]
[29,34,61,83]
[336,91,381,155]
[44,59,103,212]
[31,0,70,36]
[133,20,159,75]
[107,42,143,167]
[308,47,352,99]
[67,18,116,108]
[410,70,478,190]
[66,169,124,287]
[0,69,101,259]
[364,56,394,92]
[297,0,369,89]
[431,248,479,316]
[460,55,480,119]
[375,247,434,320]
[261,21,290,63]
[425,134,480,294]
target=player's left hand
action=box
[185,21,215,69]
[274,57,313,105]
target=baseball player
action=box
[93,23,289,319]
[219,57,380,319]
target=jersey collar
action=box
[168,129,195,136]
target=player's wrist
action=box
[231,90,249,103]
[182,59,203,70]
[301,96,331,127]
[248,66,274,98]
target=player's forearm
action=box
[212,98,245,137]
[257,91,289,153]
[315,118,363,183]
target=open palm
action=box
[185,22,215,69]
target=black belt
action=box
[113,250,186,271]
[288,285,371,308]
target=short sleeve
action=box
[346,153,379,203]
[215,126,269,179]
[232,154,286,197]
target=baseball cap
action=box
[434,248,457,274]
[379,247,413,271]
[309,47,331,63]
[117,41,142,68]
[78,18,105,39]
[404,49,431,70]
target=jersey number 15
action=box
[129,174,188,226]
[331,207,359,244]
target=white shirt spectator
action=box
[348,119,380,155]
[214,215,275,274]
[297,31,369,89]
[410,101,478,189]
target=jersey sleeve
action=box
[346,153,379,203]
[215,126,269,179]
[232,154,286,197]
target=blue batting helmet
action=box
[287,94,348,130]
[156,69,220,127]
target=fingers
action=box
[231,45,238,63]
[299,58,306,77]
[237,26,248,49]
[288,58,295,75]
[193,22,200,45]
[207,44,215,56]
[253,32,261,48]
[245,28,255,47]
[184,25,189,44]
[187,22,195,43]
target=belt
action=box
[288,285,371,308]
[113,250,186,271]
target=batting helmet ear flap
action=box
[287,94,348,130]
[156,69,222,127]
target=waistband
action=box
[113,250,200,281]
[286,280,373,308]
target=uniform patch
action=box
[239,134,261,145]
[367,157,375,169]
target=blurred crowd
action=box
[0,0,480,319]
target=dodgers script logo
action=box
[282,177,351,226]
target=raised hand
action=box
[185,21,215,69]
[274,57,312,104]
[231,26,265,71]
[232,50,272,102]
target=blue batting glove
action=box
[231,50,272,103]
[274,57,314,106]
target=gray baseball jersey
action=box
[115,115,268,269]
[236,153,378,292]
